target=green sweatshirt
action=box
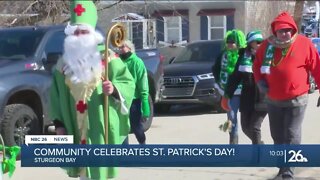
[122,53,150,117]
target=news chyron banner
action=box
[22,135,320,167]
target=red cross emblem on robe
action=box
[76,100,87,113]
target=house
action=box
[98,0,295,53]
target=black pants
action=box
[123,99,146,144]
[267,103,307,178]
[240,110,267,144]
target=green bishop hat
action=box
[70,0,98,28]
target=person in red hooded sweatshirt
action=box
[253,11,320,180]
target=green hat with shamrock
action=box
[70,0,98,28]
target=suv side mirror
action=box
[169,57,175,64]
[44,52,62,71]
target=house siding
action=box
[98,1,246,45]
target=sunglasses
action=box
[74,29,90,36]
[277,28,292,33]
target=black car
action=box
[157,40,223,112]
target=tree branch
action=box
[97,0,124,12]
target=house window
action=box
[208,16,226,40]
[164,16,182,43]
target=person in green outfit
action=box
[119,40,150,145]
[212,29,247,144]
[49,0,135,179]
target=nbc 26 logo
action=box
[287,150,308,163]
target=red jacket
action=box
[253,12,320,100]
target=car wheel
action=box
[0,104,41,146]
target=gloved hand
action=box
[317,96,320,107]
[141,98,150,118]
[56,127,67,135]
[141,117,148,122]
[257,80,269,94]
[221,97,231,111]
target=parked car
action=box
[0,25,163,146]
[304,22,318,38]
[157,40,224,112]
[311,37,320,54]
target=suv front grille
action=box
[162,76,195,97]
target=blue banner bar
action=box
[20,145,320,167]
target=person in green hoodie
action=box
[119,40,150,144]
[212,29,247,144]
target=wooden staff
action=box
[104,23,126,144]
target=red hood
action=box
[271,11,298,36]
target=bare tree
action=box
[246,0,295,37]
[0,1,70,27]
[293,0,305,33]
[0,0,124,27]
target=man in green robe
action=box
[49,1,135,179]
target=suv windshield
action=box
[312,38,320,53]
[173,41,222,64]
[0,29,45,60]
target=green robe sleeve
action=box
[49,70,63,123]
[49,68,79,141]
[108,59,135,115]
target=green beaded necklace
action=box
[271,47,289,66]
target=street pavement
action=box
[4,93,320,180]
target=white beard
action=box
[62,31,103,85]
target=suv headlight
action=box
[197,73,214,80]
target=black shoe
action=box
[282,174,294,180]
[282,167,294,180]
[229,135,238,144]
